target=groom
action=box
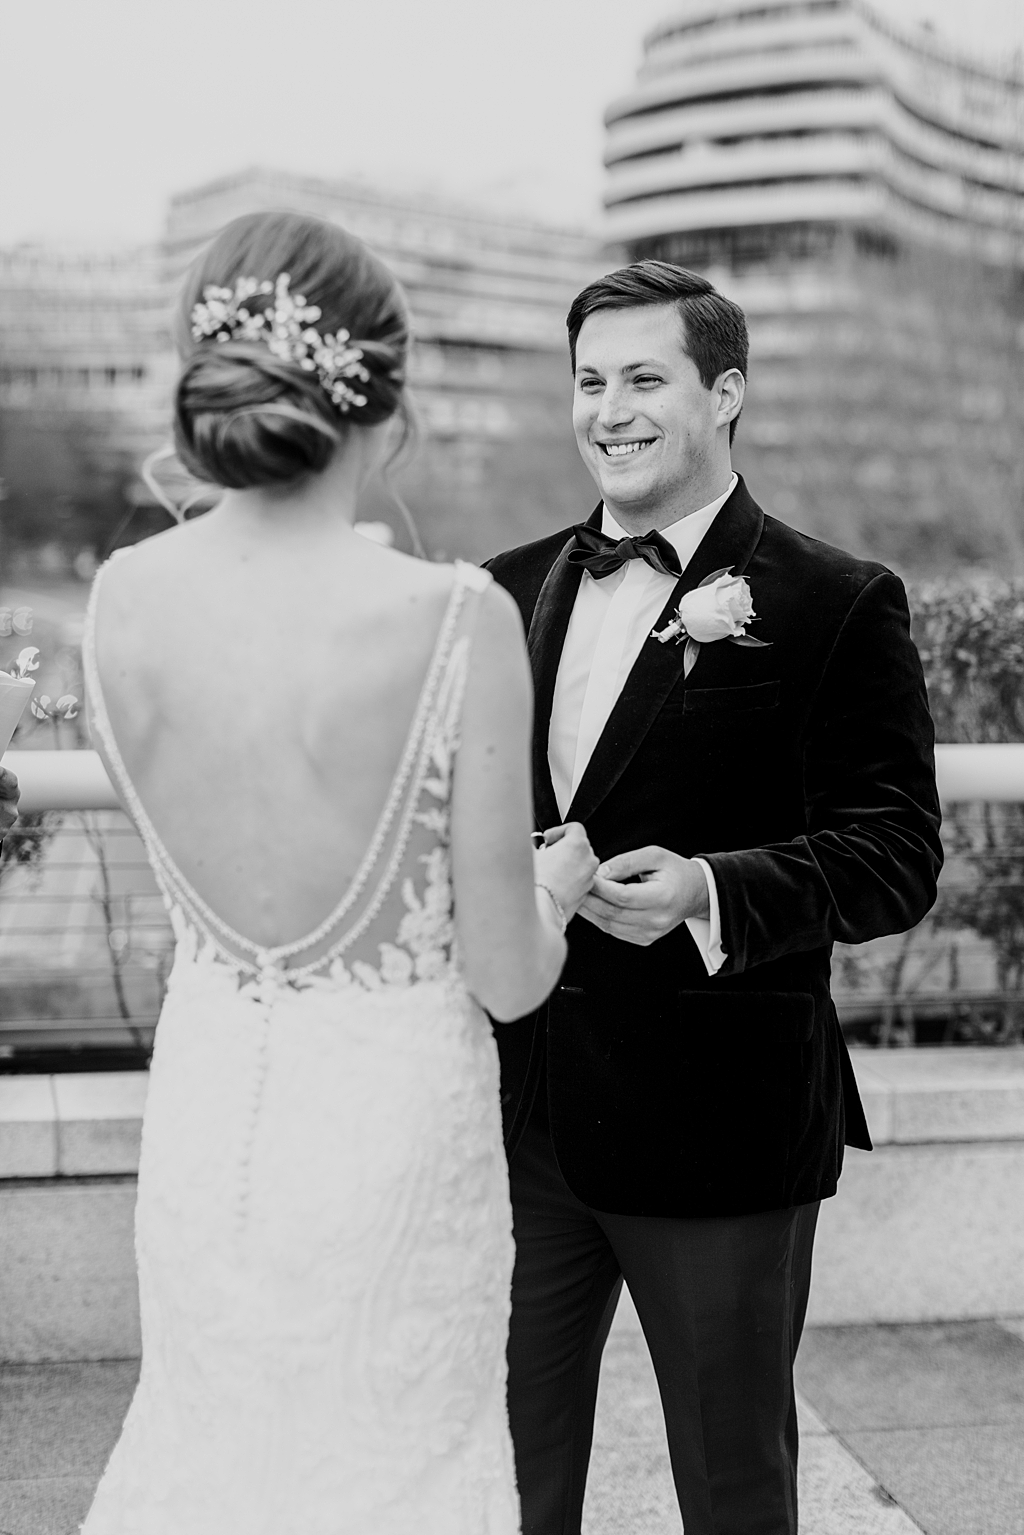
[486,261,942,1535]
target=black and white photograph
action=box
[1,2,1023,1532]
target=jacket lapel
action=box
[567,478,765,826]
[525,515,594,831]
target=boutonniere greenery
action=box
[651,568,770,678]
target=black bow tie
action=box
[567,523,683,580]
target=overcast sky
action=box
[0,0,1021,247]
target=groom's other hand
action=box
[0,766,20,837]
[579,846,708,946]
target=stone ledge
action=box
[0,1078,58,1179]
[2,1051,1024,1179]
[854,1047,1024,1146]
[809,1140,1024,1323]
[0,1074,147,1179]
[52,1074,147,1176]
[3,1054,1024,1354]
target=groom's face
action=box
[572,303,722,518]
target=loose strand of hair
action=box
[379,395,426,558]
[140,444,187,524]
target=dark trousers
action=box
[506,1113,819,1535]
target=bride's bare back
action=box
[90,499,571,1019]
[93,513,457,941]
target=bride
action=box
[80,209,597,1534]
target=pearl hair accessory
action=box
[190,273,371,413]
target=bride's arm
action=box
[451,582,590,1022]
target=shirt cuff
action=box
[684,857,727,976]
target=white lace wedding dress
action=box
[80,560,520,1535]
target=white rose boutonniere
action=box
[651,567,770,677]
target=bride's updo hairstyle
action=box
[173,211,409,490]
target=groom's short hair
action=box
[567,261,749,443]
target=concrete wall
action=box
[2,1051,1023,1361]
[0,1075,144,1361]
[808,1049,1024,1324]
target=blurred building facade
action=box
[161,170,602,559]
[0,172,603,573]
[0,245,172,572]
[604,0,1024,574]
[4,7,1023,582]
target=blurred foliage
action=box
[0,402,138,570]
[0,809,61,887]
[900,579,1024,1043]
[911,579,1024,744]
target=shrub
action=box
[904,579,1024,1044]
[909,578,1024,744]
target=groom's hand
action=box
[578,846,708,946]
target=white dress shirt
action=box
[547,475,737,975]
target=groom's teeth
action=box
[603,441,652,456]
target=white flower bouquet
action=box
[0,608,80,755]
[0,645,39,756]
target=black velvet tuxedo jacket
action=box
[486,476,942,1219]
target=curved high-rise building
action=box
[604,0,1024,269]
[599,2,1024,578]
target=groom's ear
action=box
[716,369,745,439]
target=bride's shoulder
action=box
[382,552,494,613]
[453,559,492,595]
[458,570,527,678]
[94,522,190,595]
[392,553,520,657]
[89,524,201,651]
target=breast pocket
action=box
[683,680,780,714]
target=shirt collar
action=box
[601,473,738,572]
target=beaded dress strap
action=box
[83,558,478,977]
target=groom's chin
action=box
[597,480,659,522]
[586,464,642,504]
[581,452,647,505]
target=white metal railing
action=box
[5,751,120,813]
[930,745,1024,803]
[7,744,1024,814]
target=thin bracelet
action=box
[535,881,568,935]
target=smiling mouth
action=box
[598,439,656,457]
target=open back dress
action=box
[79,554,520,1535]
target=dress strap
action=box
[454,561,491,596]
[431,563,491,755]
[83,556,481,976]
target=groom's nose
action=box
[596,381,634,431]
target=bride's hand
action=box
[533,823,599,921]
